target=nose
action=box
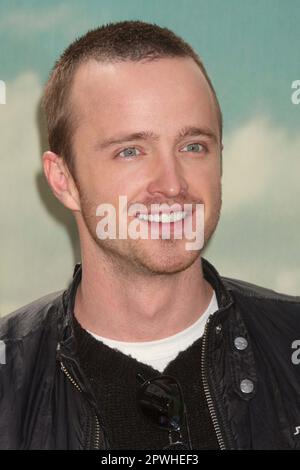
[147,153,188,199]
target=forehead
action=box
[70,57,219,138]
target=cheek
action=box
[77,161,118,202]
[188,163,221,197]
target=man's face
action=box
[70,57,222,275]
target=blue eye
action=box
[182,143,206,153]
[118,147,140,158]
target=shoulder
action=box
[222,276,300,304]
[0,291,65,448]
[221,276,300,333]
[0,290,64,342]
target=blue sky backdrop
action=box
[0,0,300,314]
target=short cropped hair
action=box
[43,20,222,174]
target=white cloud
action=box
[222,116,300,213]
[274,269,300,295]
[0,71,75,315]
[207,115,300,295]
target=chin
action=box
[134,241,201,275]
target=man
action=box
[0,20,299,450]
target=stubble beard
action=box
[77,190,222,278]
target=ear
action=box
[43,151,81,212]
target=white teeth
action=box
[152,214,161,223]
[136,211,187,223]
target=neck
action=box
[74,245,213,342]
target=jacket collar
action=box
[201,257,235,309]
[59,257,236,341]
[58,257,235,351]
[58,263,83,356]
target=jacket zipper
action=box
[60,359,101,449]
[201,319,226,450]
[60,361,82,392]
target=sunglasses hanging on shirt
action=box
[136,373,192,450]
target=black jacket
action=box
[0,258,300,450]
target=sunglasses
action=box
[136,373,192,450]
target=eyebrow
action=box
[95,125,217,151]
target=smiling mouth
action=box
[135,210,187,224]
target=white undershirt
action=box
[87,290,218,372]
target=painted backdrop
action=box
[1,0,300,315]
